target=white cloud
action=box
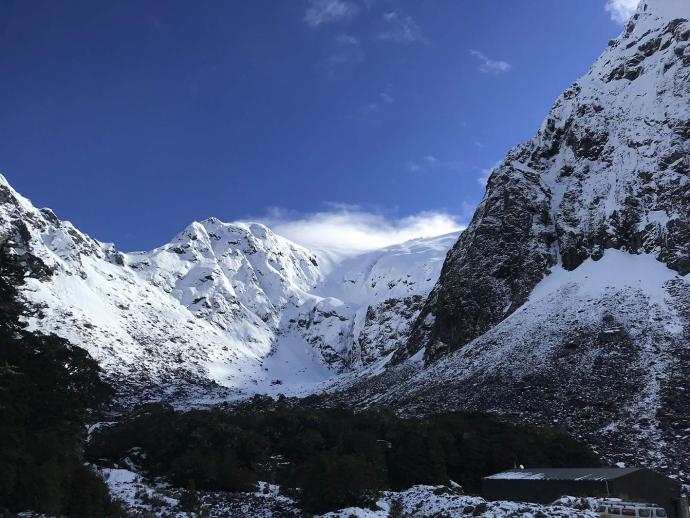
[470,50,512,75]
[304,0,359,28]
[605,0,640,24]
[379,11,427,44]
[260,205,463,254]
[407,155,463,174]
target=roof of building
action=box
[484,468,643,481]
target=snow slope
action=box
[285,233,458,370]
[321,486,598,518]
[337,248,690,476]
[648,0,690,21]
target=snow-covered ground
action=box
[321,486,598,518]
[99,471,599,518]
[102,470,301,517]
[4,3,690,514]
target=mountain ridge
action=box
[0,172,459,404]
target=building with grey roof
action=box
[482,467,685,517]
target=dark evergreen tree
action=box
[87,401,599,514]
[0,246,120,516]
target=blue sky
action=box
[0,0,637,252]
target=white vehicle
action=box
[596,499,667,517]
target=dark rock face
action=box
[659,281,690,480]
[402,165,557,363]
[403,3,690,364]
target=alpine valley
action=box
[2,0,690,516]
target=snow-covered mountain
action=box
[401,0,690,364]
[0,173,457,402]
[339,0,690,481]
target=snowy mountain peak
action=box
[640,0,690,23]
[126,215,323,336]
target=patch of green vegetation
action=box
[88,400,600,514]
[0,247,121,517]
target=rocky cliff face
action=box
[403,0,690,364]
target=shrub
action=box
[297,452,386,513]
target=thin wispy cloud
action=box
[261,205,463,254]
[326,34,364,67]
[605,0,640,24]
[335,33,359,46]
[361,0,393,8]
[350,90,395,119]
[477,161,501,186]
[470,50,512,75]
[379,91,394,104]
[304,0,359,28]
[407,155,463,174]
[379,11,427,44]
